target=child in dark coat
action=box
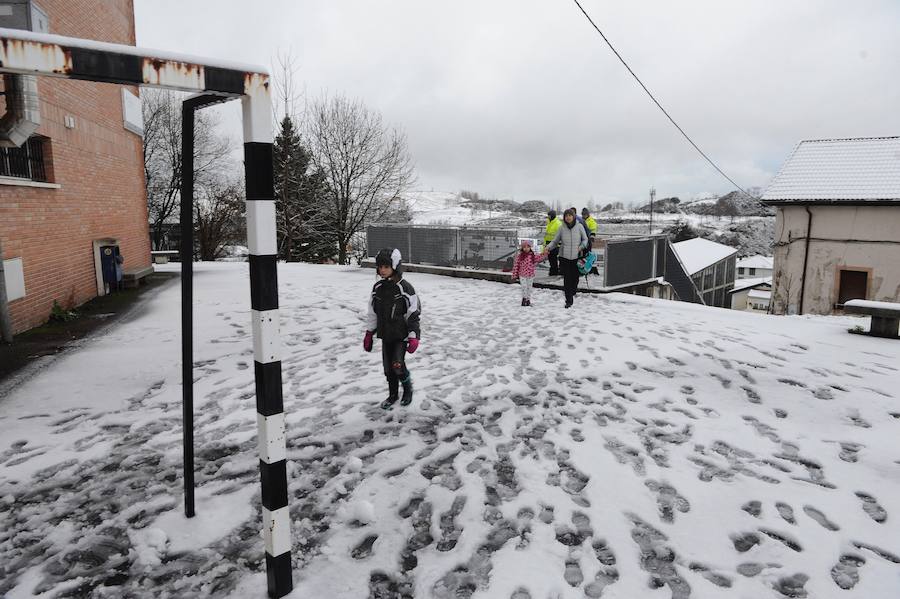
[363,248,421,409]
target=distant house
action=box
[762,137,900,315]
[672,238,737,308]
[728,276,772,312]
[737,255,773,279]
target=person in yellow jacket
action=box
[581,207,597,242]
[581,207,598,274]
[543,210,562,276]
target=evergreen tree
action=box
[273,116,332,262]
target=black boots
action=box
[381,376,412,409]
[400,375,413,406]
[381,378,400,409]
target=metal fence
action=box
[367,224,519,270]
[604,236,666,287]
[601,235,704,303]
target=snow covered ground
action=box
[2,263,899,599]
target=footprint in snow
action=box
[646,480,691,523]
[688,562,733,588]
[437,495,467,552]
[741,500,762,518]
[855,492,887,523]
[351,535,378,559]
[774,573,809,598]
[776,502,796,524]
[803,505,840,531]
[830,554,865,590]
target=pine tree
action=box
[273,116,332,262]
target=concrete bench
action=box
[123,265,154,289]
[844,299,900,339]
[150,250,179,264]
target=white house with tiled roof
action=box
[736,255,773,279]
[762,136,900,315]
[728,276,772,312]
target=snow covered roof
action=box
[762,136,900,204]
[737,255,774,270]
[672,238,738,275]
[748,288,772,300]
[729,276,773,293]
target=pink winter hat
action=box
[520,239,533,249]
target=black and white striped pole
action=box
[242,76,293,598]
[0,27,293,599]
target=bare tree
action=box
[142,89,233,250]
[194,177,245,261]
[272,50,303,123]
[306,95,415,264]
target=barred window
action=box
[0,136,48,182]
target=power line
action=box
[570,0,755,198]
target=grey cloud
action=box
[135,0,900,203]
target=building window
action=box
[0,136,49,182]
[738,267,745,275]
[749,267,756,276]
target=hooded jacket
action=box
[546,216,588,260]
[366,275,421,342]
[511,248,547,279]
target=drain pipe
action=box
[0,74,41,147]
[798,207,813,315]
[0,237,12,343]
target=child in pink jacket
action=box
[511,239,547,306]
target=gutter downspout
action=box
[799,207,813,315]
[0,237,12,343]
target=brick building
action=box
[0,0,149,335]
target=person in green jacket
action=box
[543,210,562,276]
[581,207,597,244]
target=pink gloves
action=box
[407,338,419,353]
[363,331,374,352]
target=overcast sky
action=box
[134,0,900,205]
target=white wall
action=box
[771,205,900,314]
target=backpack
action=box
[577,251,596,275]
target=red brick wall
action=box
[0,0,150,335]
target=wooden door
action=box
[838,270,868,305]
